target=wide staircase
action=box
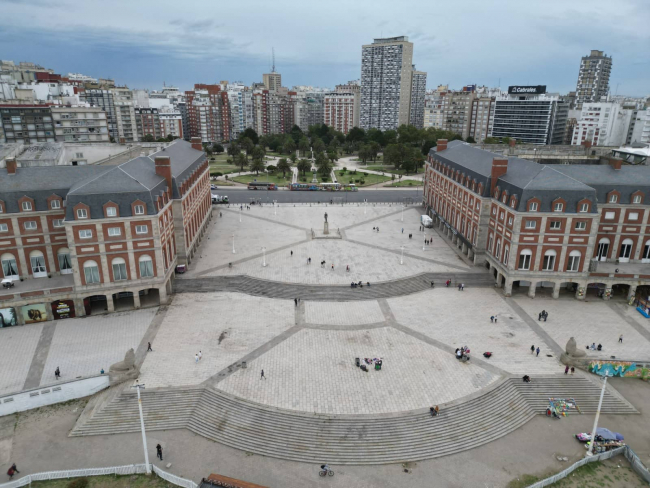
[510,376,638,415]
[174,272,495,301]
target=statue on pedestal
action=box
[324,212,328,223]
[323,212,329,234]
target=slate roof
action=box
[0,139,206,219]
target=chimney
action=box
[155,156,173,197]
[608,157,622,171]
[436,139,448,152]
[6,158,17,175]
[508,139,516,147]
[490,157,508,195]
[191,137,203,152]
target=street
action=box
[219,188,424,204]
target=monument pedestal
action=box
[324,222,329,235]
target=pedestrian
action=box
[220,212,222,217]
[55,367,60,379]
[261,369,266,380]
[490,316,494,323]
[530,345,535,354]
[461,283,465,291]
[199,350,202,361]
[147,342,153,352]
[376,227,379,232]
[156,444,163,461]
[294,298,298,307]
[571,367,575,375]
[564,365,569,375]
[494,315,497,323]
[402,228,404,233]
[536,347,540,357]
[308,257,311,264]
[291,250,293,257]
[430,281,434,288]
[543,311,548,322]
[331,264,334,270]
[458,283,462,291]
[7,464,19,480]
[619,334,623,343]
[373,227,376,231]
[195,354,199,364]
[346,265,350,272]
[538,313,542,321]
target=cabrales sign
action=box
[508,85,546,95]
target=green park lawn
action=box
[230,173,292,187]
[334,170,392,187]
[383,179,422,187]
[364,165,424,175]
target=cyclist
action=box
[320,463,331,475]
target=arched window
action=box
[503,245,510,266]
[57,248,72,274]
[1,253,19,279]
[488,233,494,253]
[139,255,154,278]
[518,249,532,270]
[495,240,501,259]
[567,250,581,272]
[83,260,100,284]
[29,250,47,277]
[643,240,650,263]
[112,257,128,281]
[543,249,557,271]
[619,238,633,262]
[597,237,610,262]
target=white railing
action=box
[0,464,197,488]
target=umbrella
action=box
[595,428,620,441]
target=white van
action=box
[421,215,433,228]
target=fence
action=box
[527,445,650,487]
[0,464,197,488]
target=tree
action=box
[240,128,259,145]
[383,130,397,146]
[316,157,332,177]
[143,134,155,142]
[166,134,174,142]
[251,145,265,161]
[204,145,213,155]
[297,158,311,176]
[358,145,371,164]
[343,141,355,154]
[346,126,365,144]
[213,143,224,153]
[327,150,338,164]
[277,158,292,177]
[465,136,476,144]
[236,153,248,172]
[298,137,310,156]
[283,138,297,155]
[312,138,325,154]
[368,141,380,162]
[290,124,303,143]
[289,152,298,164]
[227,143,240,158]
[239,137,254,157]
[249,158,265,175]
[397,124,421,145]
[383,143,411,170]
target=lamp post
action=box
[423,228,426,251]
[132,381,151,474]
[232,234,235,254]
[273,200,277,216]
[364,199,367,215]
[262,247,267,267]
[239,208,242,223]
[401,204,405,222]
[400,246,405,265]
[586,372,609,457]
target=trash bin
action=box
[375,362,382,370]
[355,357,360,367]
[241,361,247,369]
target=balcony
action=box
[0,274,75,300]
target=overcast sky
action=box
[2,0,648,96]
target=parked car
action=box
[210,184,218,190]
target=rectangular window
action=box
[575,221,587,230]
[567,255,580,272]
[79,229,93,239]
[84,265,100,284]
[53,219,64,228]
[77,208,87,219]
[139,260,154,278]
[134,205,145,215]
[108,227,121,236]
[580,203,589,212]
[633,195,642,204]
[112,262,128,281]
[604,211,615,220]
[22,201,32,211]
[50,200,61,209]
[106,207,117,217]
[0,223,7,232]
[549,221,561,230]
[543,254,556,271]
[609,195,618,203]
[553,203,563,212]
[525,220,536,229]
[529,202,538,211]
[24,221,37,230]
[628,212,639,221]
[508,217,513,225]
[518,253,531,270]
[135,225,148,234]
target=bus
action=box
[342,184,358,192]
[247,182,277,190]
[319,183,341,191]
[290,183,319,191]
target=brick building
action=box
[0,139,211,325]
[423,139,650,301]
[185,85,231,143]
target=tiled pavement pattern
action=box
[204,239,463,284]
[304,301,385,326]
[215,326,498,414]
[388,289,563,375]
[138,293,294,388]
[40,309,156,387]
[0,323,44,395]
[513,297,650,361]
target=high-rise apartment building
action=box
[468,96,495,142]
[409,67,427,129]
[135,107,163,140]
[360,36,414,130]
[79,87,117,140]
[51,106,109,142]
[443,90,475,139]
[571,102,634,147]
[575,50,612,109]
[159,109,184,140]
[0,104,55,143]
[112,87,138,143]
[185,84,231,143]
[263,72,282,92]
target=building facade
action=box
[359,36,414,130]
[135,108,163,141]
[571,102,634,147]
[0,104,55,144]
[51,107,110,143]
[409,68,427,129]
[0,139,211,324]
[324,91,359,134]
[423,139,650,301]
[185,84,231,143]
[575,50,613,109]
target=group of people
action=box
[564,366,576,375]
[538,310,549,321]
[372,226,380,232]
[350,281,370,288]
[589,342,603,351]
[455,346,470,360]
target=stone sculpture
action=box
[108,348,139,385]
[560,336,588,370]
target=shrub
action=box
[342,166,347,172]
[68,478,89,488]
[408,182,413,186]
[359,179,365,185]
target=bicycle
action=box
[319,469,334,477]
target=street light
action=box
[273,200,277,216]
[262,247,267,267]
[131,381,151,474]
[423,228,426,251]
[239,208,242,223]
[401,204,405,222]
[586,372,609,457]
[400,246,405,265]
[232,234,235,254]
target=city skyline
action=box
[2,0,648,96]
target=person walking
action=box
[261,369,266,380]
[155,443,163,460]
[294,298,298,307]
[7,463,19,480]
[331,264,334,270]
[198,351,202,361]
[346,265,350,272]
[402,228,404,233]
[543,311,548,322]
[564,365,569,375]
[571,367,575,375]
[538,312,542,321]
[490,316,494,323]
[290,250,293,257]
[619,334,623,343]
[430,281,435,288]
[55,367,60,379]
[494,315,498,323]
[461,283,465,291]
[195,354,199,364]
[530,345,535,354]
[536,347,540,357]
[147,342,153,352]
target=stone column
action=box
[15,307,25,325]
[106,295,115,312]
[133,291,141,309]
[552,281,561,299]
[159,283,169,304]
[496,271,503,287]
[627,285,638,301]
[468,248,474,260]
[73,298,86,318]
[528,281,537,298]
[462,243,467,255]
[504,279,513,297]
[575,284,586,300]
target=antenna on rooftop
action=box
[271,47,276,73]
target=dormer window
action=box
[106,207,117,217]
[609,194,618,203]
[529,202,538,212]
[553,203,563,212]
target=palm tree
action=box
[277,158,291,178]
[240,137,254,158]
[297,158,311,176]
[298,137,310,156]
[236,153,248,172]
[249,158,265,176]
[317,160,333,178]
[289,152,298,165]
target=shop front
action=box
[51,299,76,320]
